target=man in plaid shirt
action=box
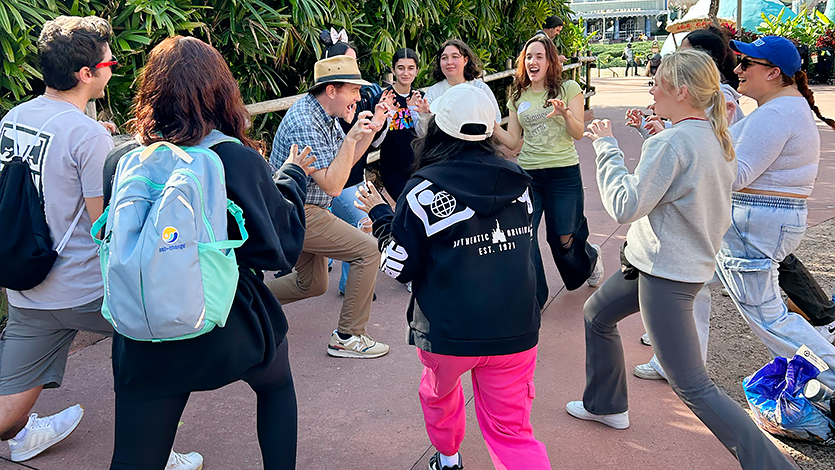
[268,55,391,358]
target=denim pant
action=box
[715,192,835,389]
[330,183,370,293]
[583,271,794,470]
[528,165,597,307]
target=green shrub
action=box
[2,0,573,142]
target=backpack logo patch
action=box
[162,226,179,244]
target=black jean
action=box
[110,339,297,470]
[779,253,835,326]
[528,165,598,307]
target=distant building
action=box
[571,0,670,40]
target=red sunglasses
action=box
[94,58,119,71]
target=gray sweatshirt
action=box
[591,120,736,283]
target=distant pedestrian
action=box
[622,43,638,76]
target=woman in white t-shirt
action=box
[414,39,501,136]
[715,36,835,388]
[492,34,604,309]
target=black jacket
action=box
[368,149,539,356]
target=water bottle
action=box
[803,379,834,416]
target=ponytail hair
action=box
[655,49,735,161]
[781,70,835,131]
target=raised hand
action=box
[546,98,569,118]
[411,93,430,114]
[625,109,644,128]
[286,144,317,175]
[584,119,614,141]
[347,110,379,142]
[354,181,386,213]
[644,115,665,135]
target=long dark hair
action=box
[318,29,357,59]
[130,36,261,150]
[431,39,482,82]
[510,35,565,107]
[684,26,738,89]
[781,70,835,131]
[411,116,497,172]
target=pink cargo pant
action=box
[417,346,551,470]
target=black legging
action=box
[110,339,297,469]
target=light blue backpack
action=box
[92,130,248,341]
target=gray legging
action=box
[582,271,794,470]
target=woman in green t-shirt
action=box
[493,35,603,308]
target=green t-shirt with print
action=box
[507,80,583,170]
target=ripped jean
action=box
[715,192,835,389]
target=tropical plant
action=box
[2,0,573,139]
[757,8,832,48]
[818,27,835,49]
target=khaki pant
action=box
[266,204,380,335]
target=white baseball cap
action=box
[429,84,495,142]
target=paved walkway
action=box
[2,78,833,470]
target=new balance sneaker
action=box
[587,244,605,287]
[327,331,390,358]
[566,401,629,429]
[429,451,463,470]
[814,321,835,345]
[633,362,666,380]
[8,404,84,462]
[167,450,204,470]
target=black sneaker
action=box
[428,451,463,470]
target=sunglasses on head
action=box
[737,56,774,71]
[94,57,119,71]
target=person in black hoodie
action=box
[102,37,313,470]
[355,84,550,470]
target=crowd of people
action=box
[0,12,834,470]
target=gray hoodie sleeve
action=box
[592,135,681,224]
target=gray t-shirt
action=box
[0,97,113,309]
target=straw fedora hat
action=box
[312,56,372,90]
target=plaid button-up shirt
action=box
[270,93,346,208]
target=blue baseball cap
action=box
[729,36,801,76]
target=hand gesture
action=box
[546,98,569,118]
[625,109,644,128]
[584,119,614,141]
[354,181,386,213]
[644,115,665,136]
[411,93,430,114]
[347,110,378,142]
[286,144,316,175]
[99,120,117,134]
[379,89,396,111]
[372,101,392,127]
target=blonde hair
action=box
[655,49,735,161]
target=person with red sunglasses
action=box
[0,16,199,469]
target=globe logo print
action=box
[162,226,179,244]
[430,191,456,218]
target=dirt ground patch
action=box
[706,218,835,469]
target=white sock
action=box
[440,452,460,468]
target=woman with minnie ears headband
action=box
[567,49,796,470]
[492,34,604,311]
[713,36,835,389]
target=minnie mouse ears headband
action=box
[320,27,349,46]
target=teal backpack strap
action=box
[90,206,110,245]
[210,200,248,250]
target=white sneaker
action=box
[640,333,651,346]
[8,404,84,462]
[633,362,666,380]
[167,450,204,470]
[566,401,629,429]
[814,321,835,345]
[587,244,605,287]
[327,330,390,358]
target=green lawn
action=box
[590,41,657,68]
